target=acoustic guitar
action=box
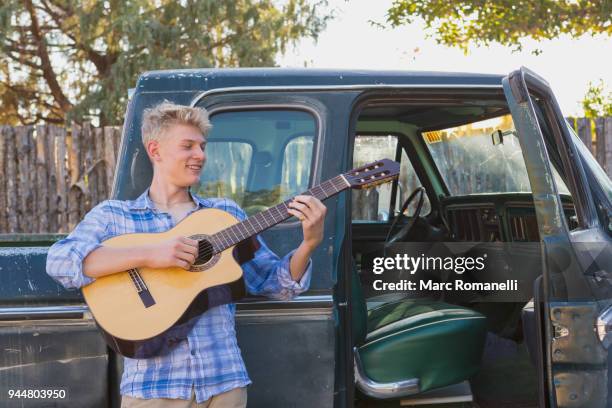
[82,159,399,358]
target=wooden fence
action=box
[0,117,611,233]
[567,117,612,175]
[0,124,121,234]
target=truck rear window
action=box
[195,109,316,215]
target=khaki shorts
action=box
[121,386,247,408]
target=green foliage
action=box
[582,80,612,118]
[385,0,612,53]
[0,0,329,125]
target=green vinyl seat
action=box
[352,266,487,398]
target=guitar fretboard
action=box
[209,175,348,253]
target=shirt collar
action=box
[127,187,213,211]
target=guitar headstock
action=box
[343,158,400,189]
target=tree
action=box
[582,80,612,118]
[0,0,329,125]
[385,0,612,53]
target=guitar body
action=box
[82,208,254,358]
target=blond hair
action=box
[141,101,212,146]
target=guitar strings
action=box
[191,178,346,261]
[191,169,395,260]
[194,185,334,259]
[189,167,394,262]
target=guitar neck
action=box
[211,175,349,253]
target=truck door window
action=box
[352,134,430,222]
[194,109,316,216]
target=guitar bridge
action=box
[128,269,156,308]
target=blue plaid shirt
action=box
[46,188,312,402]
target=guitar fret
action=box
[322,181,330,195]
[226,228,235,246]
[274,205,283,222]
[256,213,268,230]
[263,214,270,229]
[262,212,273,229]
[321,182,329,196]
[225,228,233,245]
[223,230,232,247]
[214,232,224,250]
[331,177,339,192]
[271,206,279,222]
[261,213,270,227]
[272,205,282,222]
[228,226,239,245]
[220,230,231,249]
[254,215,264,232]
[235,224,246,241]
[317,182,326,196]
[213,237,222,252]
[251,215,263,233]
[242,218,252,237]
[326,179,337,195]
[281,201,291,220]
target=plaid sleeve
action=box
[45,200,114,290]
[214,199,312,300]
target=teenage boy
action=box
[46,101,327,408]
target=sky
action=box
[278,0,612,117]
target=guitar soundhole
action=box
[195,239,214,266]
[188,234,221,272]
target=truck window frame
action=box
[528,92,598,230]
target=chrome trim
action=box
[236,307,332,320]
[0,305,90,320]
[0,296,332,321]
[235,294,333,307]
[190,84,503,107]
[354,347,420,398]
[596,305,612,348]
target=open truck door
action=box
[503,67,612,408]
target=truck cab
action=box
[1,68,611,408]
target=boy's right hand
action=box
[144,236,200,270]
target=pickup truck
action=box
[1,67,611,408]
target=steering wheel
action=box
[384,187,426,248]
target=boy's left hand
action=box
[287,195,327,251]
